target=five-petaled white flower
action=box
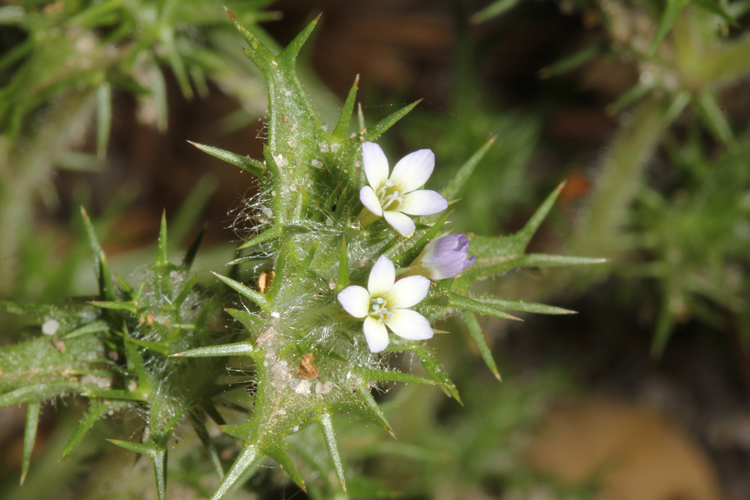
[337,255,434,353]
[359,142,448,237]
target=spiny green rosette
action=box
[0,12,604,500]
[0,212,229,499]
[188,13,547,499]
[88,215,230,500]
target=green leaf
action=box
[359,367,438,386]
[115,274,135,297]
[539,44,603,79]
[448,292,522,321]
[649,0,689,56]
[697,91,735,147]
[473,297,576,315]
[441,137,495,200]
[0,300,99,326]
[318,412,347,492]
[226,308,264,331]
[89,300,138,315]
[108,440,168,500]
[266,239,297,302]
[149,66,169,132]
[21,400,40,485]
[228,9,276,71]
[62,400,126,460]
[332,75,359,141]
[181,227,205,271]
[607,81,654,115]
[279,14,321,67]
[69,0,119,27]
[190,417,224,478]
[63,319,110,339]
[212,272,269,313]
[520,254,607,268]
[299,241,319,275]
[691,0,738,26]
[470,182,564,259]
[210,445,260,500]
[171,341,255,358]
[96,82,112,159]
[0,382,87,407]
[460,310,501,380]
[334,378,395,437]
[173,274,198,308]
[238,224,282,250]
[161,27,193,99]
[124,337,152,395]
[665,90,692,123]
[471,0,523,23]
[651,299,676,357]
[126,337,170,357]
[0,336,105,394]
[263,442,306,491]
[364,100,421,142]
[81,207,116,301]
[188,141,265,177]
[385,342,461,403]
[155,211,170,267]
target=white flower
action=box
[359,142,448,237]
[337,255,433,353]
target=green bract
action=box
[0,13,599,500]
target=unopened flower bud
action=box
[408,234,476,280]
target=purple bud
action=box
[410,234,476,280]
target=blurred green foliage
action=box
[0,0,275,300]
[463,0,750,353]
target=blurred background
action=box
[1,0,750,498]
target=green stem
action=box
[571,96,671,259]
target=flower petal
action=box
[368,255,395,297]
[359,186,383,216]
[383,210,416,237]
[385,276,430,309]
[462,255,477,272]
[398,190,448,216]
[337,285,370,318]
[363,316,390,352]
[384,309,434,341]
[362,142,389,191]
[389,149,434,193]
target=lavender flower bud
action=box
[409,234,476,280]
